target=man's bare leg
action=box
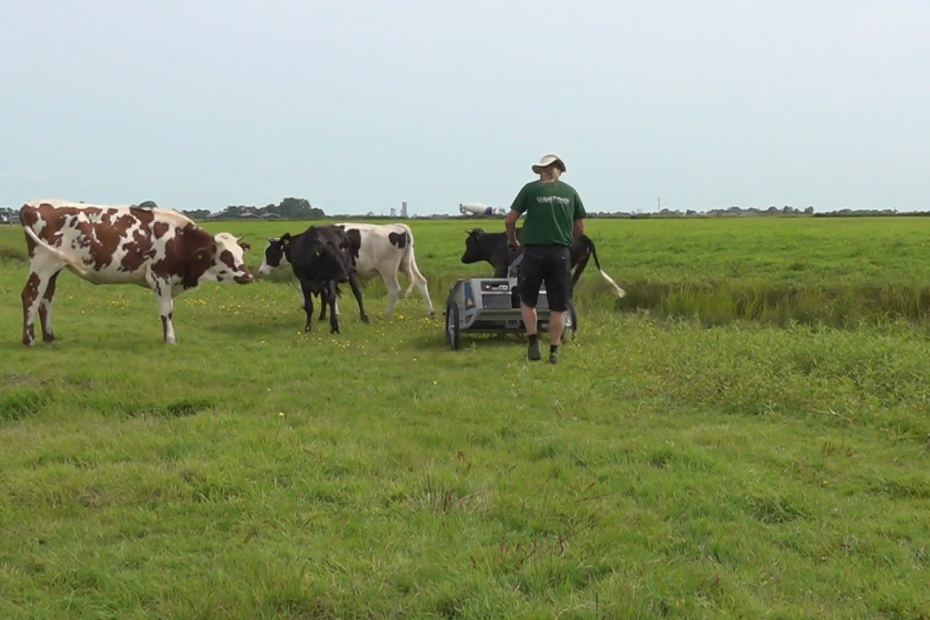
[521,302,541,360]
[547,310,565,364]
[549,310,565,346]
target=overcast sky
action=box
[2,0,928,215]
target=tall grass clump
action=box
[617,278,930,328]
[0,243,27,263]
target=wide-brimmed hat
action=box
[531,153,566,174]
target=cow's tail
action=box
[22,224,90,277]
[400,224,427,294]
[587,238,626,298]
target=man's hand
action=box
[507,236,521,249]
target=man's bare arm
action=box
[572,218,585,239]
[505,210,521,246]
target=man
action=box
[505,153,586,364]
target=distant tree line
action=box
[182,197,325,221]
[4,202,930,224]
[812,209,930,218]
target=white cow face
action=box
[206,232,254,284]
[258,237,291,276]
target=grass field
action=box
[1,215,929,619]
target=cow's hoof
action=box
[361,314,370,324]
[43,334,56,343]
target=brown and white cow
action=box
[19,198,254,346]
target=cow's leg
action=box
[145,274,178,344]
[295,281,305,311]
[21,260,64,347]
[399,259,436,317]
[38,269,63,343]
[408,271,435,316]
[300,280,315,332]
[317,291,328,321]
[159,299,176,344]
[327,281,340,334]
[381,270,402,315]
[156,287,177,344]
[346,274,370,324]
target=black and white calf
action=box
[461,228,626,297]
[268,224,370,333]
[258,222,434,317]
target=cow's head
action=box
[258,236,289,276]
[205,233,254,284]
[329,225,352,251]
[461,228,497,264]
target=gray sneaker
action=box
[527,340,541,361]
[549,350,559,364]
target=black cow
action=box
[460,228,626,297]
[263,224,370,333]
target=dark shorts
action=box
[518,244,572,312]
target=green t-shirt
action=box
[509,179,586,247]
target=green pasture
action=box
[210,215,930,328]
[1,216,929,619]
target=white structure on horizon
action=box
[401,201,408,218]
[459,202,506,217]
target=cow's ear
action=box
[240,241,251,251]
[193,246,214,262]
[190,241,217,273]
[183,240,218,287]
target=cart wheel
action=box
[445,301,461,350]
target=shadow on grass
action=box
[407,331,526,352]
[203,320,304,338]
[405,328,580,354]
[0,337,152,354]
